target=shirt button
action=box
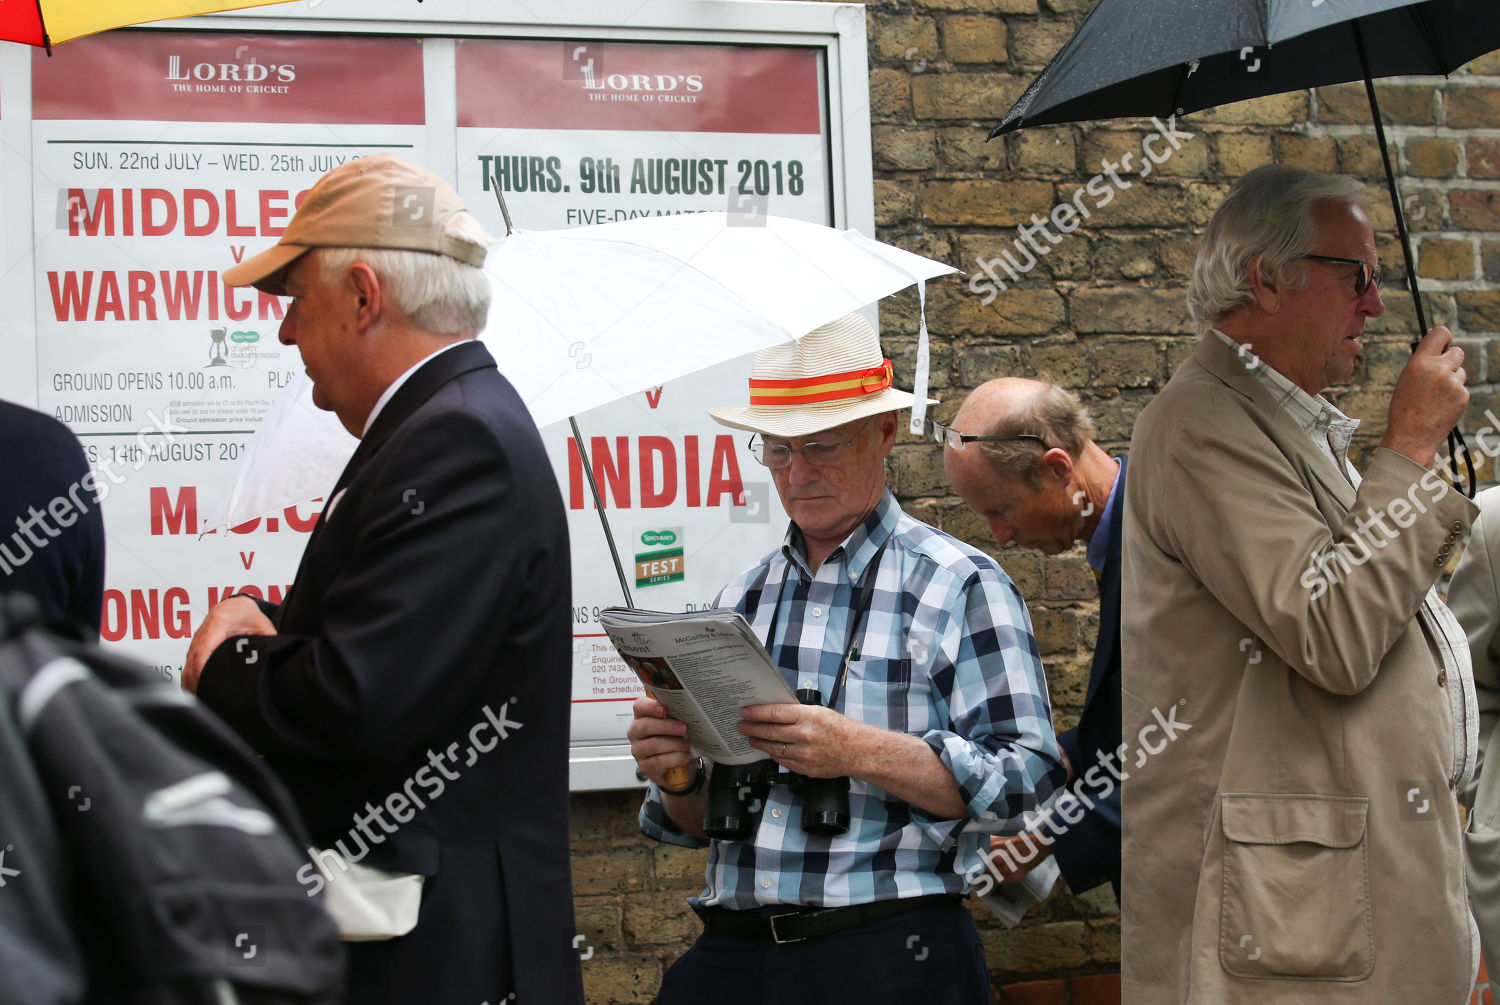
[801,680,814,690]
[771,808,782,819]
[1439,669,1448,687]
[849,570,858,581]
[812,607,823,618]
[760,878,772,889]
[1453,522,1466,533]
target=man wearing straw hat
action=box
[181,155,583,1005]
[628,313,1065,1005]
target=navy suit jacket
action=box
[1050,457,1123,901]
[199,341,583,1005]
[0,401,104,632]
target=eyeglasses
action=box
[926,418,1049,452]
[749,418,873,469]
[1301,254,1381,298]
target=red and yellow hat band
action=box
[747,359,894,406]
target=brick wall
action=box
[569,3,1500,1002]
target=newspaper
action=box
[976,855,1059,927]
[600,607,798,765]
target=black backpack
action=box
[0,595,343,1004]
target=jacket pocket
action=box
[1218,793,1372,981]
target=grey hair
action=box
[979,382,1095,488]
[314,210,494,335]
[1187,165,1369,333]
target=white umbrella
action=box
[206,212,957,544]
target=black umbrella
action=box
[992,0,1500,494]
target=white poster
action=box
[30,31,428,676]
[11,24,848,786]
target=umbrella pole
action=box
[1352,23,1426,338]
[570,417,636,609]
[490,167,515,236]
[1352,21,1475,495]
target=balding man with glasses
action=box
[941,379,1124,904]
[1123,164,1478,1004]
[627,313,1064,1005]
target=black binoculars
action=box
[701,687,850,839]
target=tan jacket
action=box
[1448,486,1500,974]
[1121,333,1478,1004]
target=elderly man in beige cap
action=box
[627,313,1064,1005]
[182,154,583,1005]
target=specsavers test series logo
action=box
[635,528,684,588]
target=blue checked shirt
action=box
[640,491,1064,909]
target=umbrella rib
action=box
[31,0,51,54]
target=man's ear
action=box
[1041,446,1074,484]
[1248,254,1281,314]
[347,261,382,332]
[873,410,899,458]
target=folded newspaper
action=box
[600,607,799,765]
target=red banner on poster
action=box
[34,31,425,124]
[457,39,820,134]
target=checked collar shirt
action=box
[640,490,1064,910]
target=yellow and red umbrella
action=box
[0,1,294,51]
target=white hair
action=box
[1187,165,1369,333]
[314,210,494,335]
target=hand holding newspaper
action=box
[600,607,798,764]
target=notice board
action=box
[0,0,874,790]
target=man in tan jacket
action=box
[1447,484,1500,977]
[1122,164,1479,1003]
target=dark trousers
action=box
[654,899,991,1005]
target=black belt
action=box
[698,893,959,944]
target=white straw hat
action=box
[709,314,937,438]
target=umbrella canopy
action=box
[990,0,1496,493]
[486,212,952,424]
[0,1,294,49]
[206,211,957,532]
[992,0,1500,135]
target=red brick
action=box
[1070,972,1122,1005]
[1452,189,1500,230]
[1470,139,1500,179]
[1448,87,1500,129]
[994,978,1067,1005]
